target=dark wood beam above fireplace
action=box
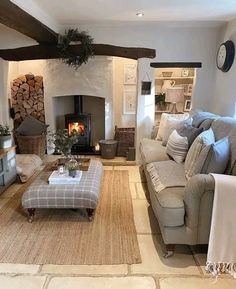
[0,44,156,61]
[0,0,58,44]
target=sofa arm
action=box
[183,174,215,231]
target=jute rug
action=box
[0,169,141,265]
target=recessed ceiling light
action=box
[136,12,144,17]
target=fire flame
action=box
[68,122,85,135]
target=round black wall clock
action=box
[216,40,235,72]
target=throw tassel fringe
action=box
[146,163,165,193]
[206,262,236,278]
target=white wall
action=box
[0,59,9,124]
[212,19,236,117]
[8,57,114,139]
[113,57,137,128]
[67,22,221,111]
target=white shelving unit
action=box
[155,68,196,123]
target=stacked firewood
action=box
[11,73,45,127]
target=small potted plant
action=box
[48,129,79,157]
[155,93,166,111]
[0,124,12,149]
[66,159,79,178]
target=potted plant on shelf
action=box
[0,124,12,149]
[155,93,166,111]
[48,129,79,158]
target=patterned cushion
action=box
[166,130,189,163]
[184,128,215,179]
[156,113,189,140]
[22,160,103,209]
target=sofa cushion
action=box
[192,111,219,127]
[156,113,189,140]
[177,124,203,147]
[140,138,169,164]
[195,137,230,174]
[16,116,48,136]
[154,186,185,227]
[162,117,192,146]
[166,130,188,163]
[185,128,215,179]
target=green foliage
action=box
[48,129,79,157]
[0,124,11,136]
[58,28,94,69]
[155,93,166,105]
[66,159,79,171]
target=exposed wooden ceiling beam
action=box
[0,0,58,44]
[0,44,156,61]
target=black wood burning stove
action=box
[65,96,92,154]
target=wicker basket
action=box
[15,133,46,160]
[114,126,135,157]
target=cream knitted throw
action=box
[206,173,236,278]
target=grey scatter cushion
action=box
[192,112,218,127]
[185,128,215,179]
[177,125,203,147]
[200,137,230,174]
[16,116,49,136]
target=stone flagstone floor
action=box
[0,164,235,289]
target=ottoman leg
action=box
[27,208,36,223]
[86,208,95,221]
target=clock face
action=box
[216,40,235,72]
[217,44,226,69]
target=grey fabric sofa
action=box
[140,116,236,256]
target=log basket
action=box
[14,133,46,160]
[114,126,135,157]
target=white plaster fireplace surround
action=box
[43,56,113,139]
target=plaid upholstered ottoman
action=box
[22,159,103,222]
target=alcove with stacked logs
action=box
[11,73,45,128]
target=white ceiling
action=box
[25,0,236,24]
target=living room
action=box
[0,1,236,289]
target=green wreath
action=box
[58,29,94,69]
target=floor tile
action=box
[159,277,236,289]
[47,276,156,289]
[129,182,137,199]
[191,245,208,275]
[0,263,40,274]
[136,182,148,199]
[133,200,160,234]
[131,235,200,275]
[41,264,128,275]
[0,276,46,289]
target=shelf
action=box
[155,110,170,113]
[155,76,194,80]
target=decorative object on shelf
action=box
[181,69,189,77]
[184,99,192,111]
[216,40,235,72]
[58,28,94,70]
[124,63,137,84]
[123,90,136,114]
[166,87,184,114]
[66,159,80,178]
[161,79,175,93]
[48,129,79,157]
[162,71,173,77]
[155,93,166,110]
[187,84,193,94]
[0,124,12,149]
